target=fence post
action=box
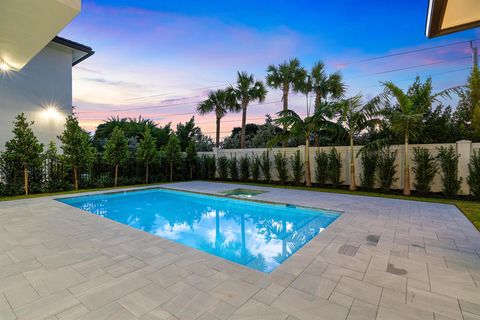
[456,140,472,195]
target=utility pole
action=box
[471,41,478,68]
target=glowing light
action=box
[0,61,10,72]
[44,105,60,118]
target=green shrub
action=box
[217,156,229,180]
[360,150,377,190]
[412,147,438,194]
[377,147,397,191]
[274,152,289,184]
[437,146,462,198]
[251,154,261,182]
[315,150,329,185]
[229,156,238,181]
[260,150,271,183]
[197,155,208,179]
[290,150,304,185]
[327,148,342,187]
[206,155,216,180]
[468,150,480,199]
[239,155,250,182]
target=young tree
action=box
[266,58,306,146]
[164,135,181,182]
[336,95,379,191]
[59,116,95,190]
[3,113,44,195]
[137,126,158,184]
[230,72,267,149]
[185,140,198,180]
[103,127,129,187]
[382,79,454,195]
[197,89,239,148]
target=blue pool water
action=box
[57,188,339,273]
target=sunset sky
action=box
[60,0,479,137]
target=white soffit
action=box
[0,0,81,71]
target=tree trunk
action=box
[240,101,248,149]
[145,164,149,184]
[349,135,357,191]
[73,166,79,190]
[282,86,289,147]
[314,94,321,147]
[114,164,118,187]
[215,116,221,148]
[403,133,411,196]
[23,165,29,195]
[305,139,312,187]
[169,163,173,182]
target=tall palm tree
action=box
[230,72,267,149]
[266,58,306,146]
[310,61,346,146]
[271,104,336,186]
[197,89,239,148]
[336,95,380,191]
[382,80,455,195]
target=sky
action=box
[60,0,479,137]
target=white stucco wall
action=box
[0,42,73,150]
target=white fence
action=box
[199,140,480,195]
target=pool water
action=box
[58,188,339,273]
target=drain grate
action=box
[338,244,359,257]
[366,234,380,246]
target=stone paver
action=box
[0,181,479,319]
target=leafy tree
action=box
[327,148,342,187]
[260,150,271,183]
[164,135,181,182]
[2,113,44,195]
[468,150,480,199]
[377,147,397,191]
[360,150,377,190]
[455,66,480,139]
[104,127,130,187]
[239,155,250,182]
[266,58,306,145]
[271,104,336,186]
[58,115,95,190]
[412,147,438,194]
[44,141,68,192]
[290,150,304,185]
[176,117,200,151]
[437,146,462,198]
[336,95,379,190]
[250,115,282,148]
[308,61,346,146]
[137,126,158,184]
[315,150,329,185]
[197,89,239,148]
[185,140,198,180]
[230,72,267,148]
[381,78,455,195]
[274,152,289,184]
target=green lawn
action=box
[1,180,478,230]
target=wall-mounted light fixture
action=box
[43,104,61,118]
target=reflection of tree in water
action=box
[199,209,267,272]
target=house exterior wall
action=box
[0,42,73,150]
[199,140,477,195]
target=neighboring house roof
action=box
[51,36,94,66]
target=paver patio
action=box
[0,181,479,320]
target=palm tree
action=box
[197,89,239,148]
[266,58,306,146]
[382,79,455,195]
[271,104,336,186]
[230,72,267,149]
[310,61,346,146]
[336,95,380,191]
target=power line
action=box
[337,38,479,66]
[366,67,471,87]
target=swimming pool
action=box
[58,188,339,273]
